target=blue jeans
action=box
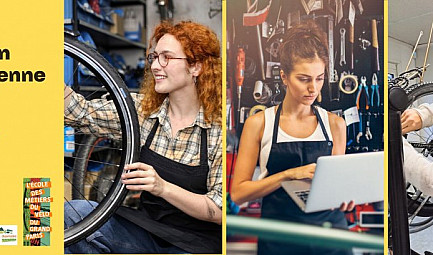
[64,200,188,254]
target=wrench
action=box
[340,28,346,66]
[356,113,363,144]
[365,113,372,140]
[328,16,338,83]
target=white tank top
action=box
[258,106,333,180]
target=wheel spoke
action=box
[409,195,431,223]
[66,141,122,151]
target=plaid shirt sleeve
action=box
[205,125,223,209]
[64,90,143,140]
[65,91,223,209]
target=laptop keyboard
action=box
[295,190,310,204]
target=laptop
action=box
[281,151,384,213]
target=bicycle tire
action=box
[72,135,116,202]
[72,134,99,200]
[405,81,433,217]
[64,34,140,246]
[409,216,433,234]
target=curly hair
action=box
[279,20,328,74]
[139,21,222,125]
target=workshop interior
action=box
[62,0,223,246]
[226,0,384,254]
[64,0,222,206]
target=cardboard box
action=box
[65,181,72,201]
[141,27,146,44]
[110,13,124,36]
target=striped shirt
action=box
[65,92,222,208]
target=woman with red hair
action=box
[64,21,222,254]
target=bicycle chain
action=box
[410,142,433,150]
[404,81,432,94]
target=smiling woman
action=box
[64,20,222,254]
[140,21,222,124]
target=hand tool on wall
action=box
[328,16,337,82]
[356,113,363,144]
[371,19,380,73]
[370,73,379,108]
[249,104,267,116]
[227,19,236,132]
[266,4,283,42]
[244,0,267,81]
[339,28,346,67]
[356,76,370,111]
[256,30,266,81]
[349,22,355,70]
[329,69,340,101]
[365,113,372,141]
[358,29,371,51]
[236,48,245,119]
[328,16,340,101]
[335,0,343,25]
[240,107,251,123]
[339,71,358,94]
[253,80,272,104]
[270,65,284,105]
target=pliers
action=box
[356,76,370,110]
[370,73,380,107]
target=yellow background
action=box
[0,0,63,253]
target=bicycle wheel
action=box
[71,135,119,201]
[64,34,140,246]
[405,81,433,217]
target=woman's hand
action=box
[401,109,422,134]
[338,200,355,212]
[122,163,167,196]
[285,163,316,180]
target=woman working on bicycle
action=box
[64,21,222,254]
[401,103,433,196]
[231,21,354,254]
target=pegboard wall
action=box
[226,0,384,153]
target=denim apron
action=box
[117,119,221,253]
[257,105,351,255]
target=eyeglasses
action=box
[146,52,187,67]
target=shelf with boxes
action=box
[64,0,147,49]
[64,0,146,167]
[67,20,146,49]
[64,0,147,92]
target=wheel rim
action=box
[64,35,139,246]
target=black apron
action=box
[257,105,352,255]
[116,119,222,254]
